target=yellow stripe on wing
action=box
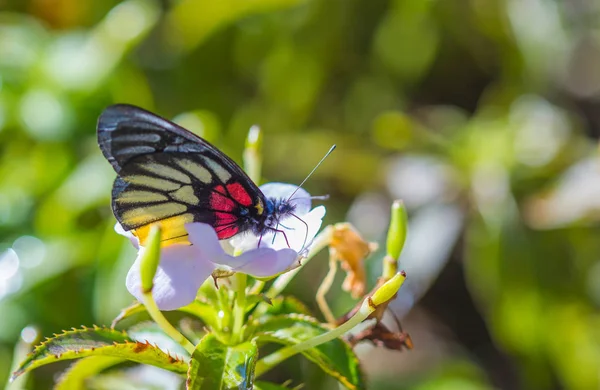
[121,202,188,227]
[124,175,181,191]
[140,162,192,184]
[116,190,169,204]
[203,156,231,183]
[170,185,199,204]
[176,159,212,183]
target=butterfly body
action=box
[97,104,295,245]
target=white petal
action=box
[185,223,230,264]
[115,222,140,249]
[228,231,258,253]
[230,205,326,253]
[260,182,311,215]
[126,244,215,311]
[218,248,299,277]
[259,205,326,252]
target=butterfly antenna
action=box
[287,145,336,202]
[289,213,310,249]
[290,194,330,202]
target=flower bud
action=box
[140,225,161,293]
[243,125,263,183]
[384,200,408,279]
[370,271,406,308]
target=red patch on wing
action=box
[226,182,252,206]
[210,185,235,211]
[216,225,239,239]
[215,212,237,226]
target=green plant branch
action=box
[249,279,266,295]
[255,271,407,377]
[255,297,371,377]
[217,283,231,333]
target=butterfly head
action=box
[263,197,296,228]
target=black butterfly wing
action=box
[97,104,267,245]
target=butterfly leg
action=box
[269,228,291,248]
[258,232,264,248]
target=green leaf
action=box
[55,356,126,390]
[111,303,147,328]
[112,301,220,330]
[187,334,258,390]
[11,326,187,380]
[87,369,184,390]
[252,315,364,390]
[263,296,312,317]
[128,322,191,359]
[179,301,223,330]
[245,294,272,313]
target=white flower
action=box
[120,182,326,310]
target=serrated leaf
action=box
[187,334,258,390]
[12,327,187,380]
[55,356,125,390]
[128,322,190,360]
[253,315,364,390]
[112,301,220,330]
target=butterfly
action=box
[97,104,298,247]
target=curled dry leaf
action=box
[329,223,378,299]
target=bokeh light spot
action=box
[20,326,39,344]
[19,89,70,140]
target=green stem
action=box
[255,298,373,377]
[142,291,195,354]
[249,279,266,295]
[382,255,398,281]
[217,285,231,333]
[231,273,248,344]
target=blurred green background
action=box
[1,0,600,389]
